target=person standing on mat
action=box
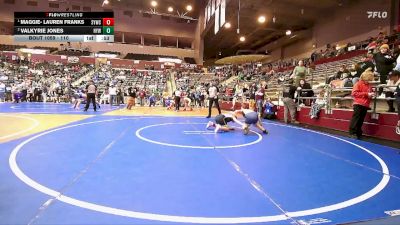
[126,87,136,110]
[109,84,117,106]
[174,89,181,111]
[349,68,375,139]
[84,80,97,112]
[206,82,221,118]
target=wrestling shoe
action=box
[206,121,214,129]
[243,126,249,135]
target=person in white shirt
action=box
[232,83,243,110]
[108,85,117,106]
[206,82,221,118]
[100,90,110,104]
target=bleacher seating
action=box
[0,44,27,51]
[184,57,196,64]
[33,46,58,53]
[97,51,120,55]
[93,65,167,95]
[56,50,91,56]
[124,53,179,61]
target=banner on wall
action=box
[181,63,197,69]
[67,56,79,63]
[164,62,175,67]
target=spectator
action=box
[374,44,396,96]
[297,79,314,106]
[262,98,276,120]
[354,54,375,84]
[393,41,400,59]
[109,85,117,106]
[395,48,400,72]
[149,94,156,107]
[309,89,327,119]
[349,68,375,139]
[310,51,317,62]
[291,60,307,86]
[333,65,348,81]
[117,87,124,106]
[0,81,5,102]
[385,70,400,113]
[255,84,265,116]
[282,79,299,124]
[138,89,145,106]
[232,82,243,110]
[100,89,109,105]
[248,83,257,109]
[365,40,378,51]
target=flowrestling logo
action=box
[367,11,388,19]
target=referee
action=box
[206,82,221,118]
[174,89,182,111]
[84,80,97,112]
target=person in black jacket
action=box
[335,65,348,80]
[84,80,97,112]
[374,44,396,95]
[298,79,314,106]
[282,79,299,124]
[126,87,136,110]
[354,54,375,82]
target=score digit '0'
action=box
[102,18,114,26]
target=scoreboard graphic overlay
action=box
[14,12,114,42]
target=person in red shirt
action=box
[255,85,265,117]
[349,68,375,139]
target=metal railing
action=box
[291,84,398,117]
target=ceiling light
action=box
[286,30,292,36]
[186,5,193,11]
[168,6,173,12]
[239,36,245,42]
[151,0,157,7]
[224,22,231,28]
[258,16,266,23]
[272,16,276,23]
[103,0,109,5]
